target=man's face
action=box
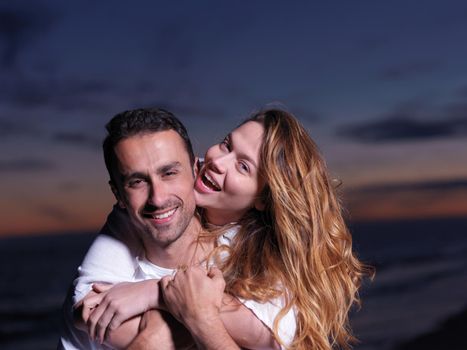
[112,130,196,247]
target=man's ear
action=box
[109,180,126,209]
[193,156,200,178]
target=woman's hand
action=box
[82,280,161,343]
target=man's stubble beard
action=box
[139,202,197,248]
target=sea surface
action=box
[1,217,466,350]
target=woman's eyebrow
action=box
[230,133,258,168]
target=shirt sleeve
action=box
[237,296,296,349]
[218,227,297,347]
[72,207,142,304]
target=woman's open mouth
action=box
[195,168,221,193]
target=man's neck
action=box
[143,217,209,269]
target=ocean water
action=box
[1,217,466,350]
[0,232,95,350]
[349,218,467,350]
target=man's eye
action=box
[164,171,178,177]
[128,179,145,188]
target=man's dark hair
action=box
[103,108,195,184]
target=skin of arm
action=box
[74,289,143,349]
[160,266,240,350]
[126,293,279,350]
[80,273,278,349]
[128,309,195,350]
[76,280,161,348]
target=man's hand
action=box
[82,280,161,343]
[160,266,240,350]
[160,266,224,327]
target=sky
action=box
[1,0,467,236]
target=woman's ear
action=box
[254,197,265,211]
[109,180,126,209]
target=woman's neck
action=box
[205,208,240,226]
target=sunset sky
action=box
[1,0,467,236]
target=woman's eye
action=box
[238,161,249,173]
[220,138,231,151]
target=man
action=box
[58,108,280,349]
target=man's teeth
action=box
[204,173,220,190]
[152,208,176,219]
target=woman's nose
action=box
[210,153,231,174]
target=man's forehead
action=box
[114,130,191,170]
[116,130,185,152]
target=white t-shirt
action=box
[58,208,296,349]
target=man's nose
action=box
[147,182,170,208]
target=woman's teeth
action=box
[203,173,221,191]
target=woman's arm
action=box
[79,274,281,349]
[220,295,280,350]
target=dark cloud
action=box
[378,60,441,81]
[0,6,57,68]
[337,101,467,143]
[1,77,116,112]
[51,132,101,150]
[171,104,227,120]
[0,158,56,172]
[35,205,73,222]
[281,106,321,123]
[350,178,467,195]
[0,119,38,137]
[125,98,227,121]
[338,117,467,142]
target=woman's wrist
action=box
[187,314,239,350]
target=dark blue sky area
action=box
[1,0,467,235]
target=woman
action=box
[84,108,370,350]
[193,109,369,350]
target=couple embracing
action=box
[59,107,370,350]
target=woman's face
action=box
[194,121,265,225]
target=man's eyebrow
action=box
[158,161,182,174]
[120,172,147,183]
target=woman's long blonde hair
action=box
[214,109,372,350]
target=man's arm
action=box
[61,206,146,350]
[84,273,280,349]
[160,266,240,350]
